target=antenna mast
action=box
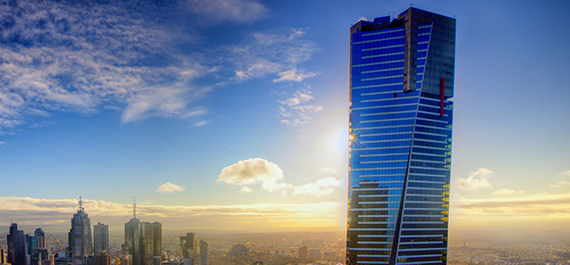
[133,196,136,218]
[79,196,82,211]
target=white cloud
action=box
[319,167,337,174]
[217,158,342,196]
[156,182,186,193]
[193,120,210,127]
[456,168,494,190]
[458,176,492,190]
[550,181,570,188]
[470,168,493,176]
[293,177,342,197]
[186,0,268,23]
[273,68,317,83]
[229,30,319,81]
[0,0,216,131]
[560,170,570,176]
[239,187,254,194]
[492,188,524,195]
[217,158,286,192]
[278,88,322,126]
[278,90,314,106]
[288,28,306,40]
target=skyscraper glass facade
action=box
[347,7,455,265]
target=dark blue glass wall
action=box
[348,7,455,265]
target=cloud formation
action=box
[186,0,268,23]
[560,170,570,176]
[0,196,343,232]
[278,89,323,126]
[273,68,317,83]
[229,29,318,82]
[319,167,337,174]
[217,158,342,197]
[217,158,288,192]
[550,180,570,188]
[0,0,217,131]
[492,188,524,195]
[453,192,570,218]
[293,177,342,197]
[239,186,254,194]
[156,182,186,193]
[457,168,493,190]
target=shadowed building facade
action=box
[348,7,455,265]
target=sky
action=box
[1,0,570,235]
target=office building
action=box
[298,246,307,260]
[27,235,38,254]
[7,223,27,265]
[179,233,194,261]
[35,228,46,250]
[69,197,93,265]
[94,222,109,256]
[198,240,208,265]
[95,252,111,265]
[1,247,9,264]
[348,7,455,264]
[124,200,162,265]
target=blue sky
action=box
[1,0,570,233]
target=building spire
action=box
[133,196,136,219]
[79,196,83,211]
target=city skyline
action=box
[1,0,570,236]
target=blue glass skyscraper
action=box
[348,7,455,265]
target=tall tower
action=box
[348,7,455,265]
[7,223,27,265]
[94,222,109,256]
[69,197,93,265]
[124,198,142,265]
[124,198,162,265]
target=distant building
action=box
[198,240,207,265]
[1,247,9,264]
[95,252,111,265]
[124,199,162,265]
[31,249,48,265]
[298,246,307,260]
[27,235,38,254]
[308,249,321,259]
[93,223,109,256]
[69,197,93,265]
[152,257,160,265]
[35,228,46,250]
[179,233,194,261]
[301,239,323,248]
[7,223,27,265]
[229,244,248,256]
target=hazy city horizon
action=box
[2,0,570,264]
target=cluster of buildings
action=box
[1,198,208,265]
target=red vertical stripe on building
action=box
[440,78,445,116]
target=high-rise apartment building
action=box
[94,222,109,256]
[7,223,27,265]
[69,197,93,265]
[348,7,455,264]
[124,201,162,265]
